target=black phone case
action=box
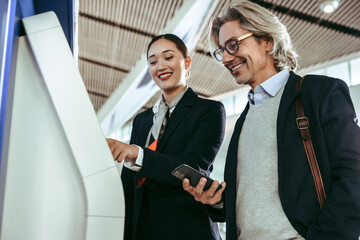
[171,164,222,191]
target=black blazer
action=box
[221,72,360,240]
[121,88,226,240]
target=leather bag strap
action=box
[295,76,326,209]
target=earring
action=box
[185,69,191,79]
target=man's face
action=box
[218,20,276,89]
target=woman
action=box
[107,34,225,240]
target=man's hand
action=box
[183,177,226,205]
[106,138,139,163]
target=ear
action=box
[262,36,274,52]
[185,56,192,70]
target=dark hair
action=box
[147,34,188,58]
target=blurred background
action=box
[76,0,360,181]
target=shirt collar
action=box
[248,69,289,105]
[260,69,289,97]
[153,86,188,114]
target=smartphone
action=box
[171,164,222,192]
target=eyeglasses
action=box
[213,32,253,62]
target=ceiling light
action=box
[319,0,341,13]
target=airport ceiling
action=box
[78,0,360,116]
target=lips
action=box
[158,72,172,80]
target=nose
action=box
[221,50,234,65]
[157,59,166,71]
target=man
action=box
[183,1,360,239]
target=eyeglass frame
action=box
[213,32,253,62]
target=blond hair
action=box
[209,0,298,71]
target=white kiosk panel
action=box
[1,12,125,240]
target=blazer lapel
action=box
[277,71,302,144]
[225,104,249,183]
[131,109,154,147]
[157,88,197,152]
[224,103,249,237]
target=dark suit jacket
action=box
[217,72,360,240]
[121,88,226,240]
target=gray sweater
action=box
[236,86,304,240]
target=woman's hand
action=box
[106,138,139,162]
[183,177,226,205]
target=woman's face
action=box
[147,38,191,94]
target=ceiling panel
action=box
[78,0,360,119]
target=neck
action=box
[250,62,278,91]
[163,85,186,103]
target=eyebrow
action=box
[148,49,175,59]
[219,33,253,49]
[219,37,236,48]
[220,37,237,48]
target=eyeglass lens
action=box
[214,39,239,61]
